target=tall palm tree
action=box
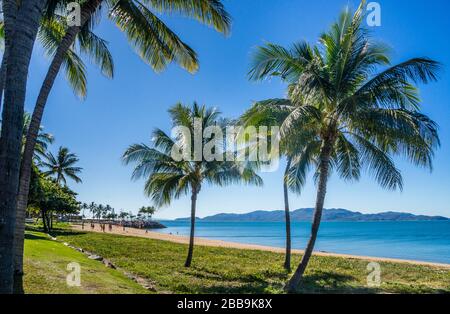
[14,0,231,290]
[123,102,262,267]
[0,0,49,293]
[41,146,83,185]
[240,100,308,271]
[8,6,113,291]
[248,2,440,292]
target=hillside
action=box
[175,208,449,222]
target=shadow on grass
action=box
[26,225,86,237]
[24,232,48,241]
[186,270,381,294]
[185,266,289,285]
[299,271,379,294]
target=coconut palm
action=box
[4,0,230,292]
[11,8,113,291]
[240,100,308,271]
[41,146,83,185]
[0,0,49,293]
[80,202,89,229]
[123,102,262,267]
[248,2,440,292]
[1,111,54,292]
[21,113,55,163]
[139,206,156,220]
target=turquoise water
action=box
[155,220,450,264]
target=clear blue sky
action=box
[25,0,450,219]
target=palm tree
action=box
[8,113,55,292]
[80,203,89,229]
[241,99,311,271]
[6,0,230,292]
[21,113,55,164]
[123,102,262,267]
[248,2,440,292]
[0,0,48,293]
[11,9,113,291]
[89,202,97,220]
[139,206,156,220]
[41,146,83,185]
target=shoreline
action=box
[71,223,450,269]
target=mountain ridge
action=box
[174,208,449,222]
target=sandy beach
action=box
[71,223,450,269]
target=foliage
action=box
[138,206,156,219]
[28,167,80,231]
[246,1,440,193]
[41,146,83,185]
[123,102,263,207]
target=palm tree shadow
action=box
[298,271,379,294]
[24,233,48,241]
[181,266,286,293]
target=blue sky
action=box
[25,0,450,219]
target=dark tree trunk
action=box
[46,213,51,232]
[283,158,292,271]
[286,139,333,293]
[184,190,198,267]
[13,0,103,292]
[0,0,45,294]
[0,48,9,112]
[0,0,16,113]
[41,210,48,233]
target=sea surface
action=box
[155,220,450,264]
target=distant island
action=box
[175,208,449,222]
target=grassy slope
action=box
[24,231,149,294]
[54,230,450,294]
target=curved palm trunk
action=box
[13,0,103,291]
[0,0,45,294]
[286,139,333,293]
[185,190,198,267]
[283,158,292,271]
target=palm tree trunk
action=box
[286,139,333,293]
[283,157,292,271]
[0,0,16,113]
[0,0,45,294]
[41,210,48,233]
[0,47,9,112]
[12,0,103,292]
[184,190,198,267]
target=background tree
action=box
[41,146,83,185]
[80,202,89,229]
[138,206,156,220]
[123,102,263,267]
[28,167,80,233]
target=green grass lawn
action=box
[24,231,149,294]
[47,229,450,294]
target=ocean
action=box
[155,220,450,264]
